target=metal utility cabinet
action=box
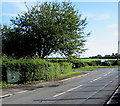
[7,71,20,83]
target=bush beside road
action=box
[1,56,120,87]
[2,57,73,84]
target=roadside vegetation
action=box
[76,66,120,71]
[1,1,120,88]
[0,1,90,88]
[0,82,15,88]
[58,71,86,78]
[1,56,120,88]
[2,56,73,83]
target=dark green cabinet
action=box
[7,71,20,83]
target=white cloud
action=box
[82,12,94,19]
[13,1,40,12]
[1,13,18,16]
[15,2,27,12]
[96,14,110,21]
[2,0,23,2]
[82,23,118,57]
[106,24,118,29]
[106,24,118,36]
[2,0,119,2]
[2,0,49,2]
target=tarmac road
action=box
[2,68,119,105]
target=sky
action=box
[1,0,119,58]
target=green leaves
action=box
[2,57,73,83]
[2,2,89,58]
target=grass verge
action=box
[77,67,96,71]
[0,82,15,88]
[1,66,119,88]
[0,71,86,88]
[59,71,86,78]
[76,66,120,71]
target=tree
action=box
[97,54,102,58]
[2,2,89,58]
[2,25,36,58]
[0,25,2,57]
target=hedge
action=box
[2,57,73,83]
[47,59,120,68]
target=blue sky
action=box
[1,0,118,57]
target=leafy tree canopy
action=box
[2,2,89,58]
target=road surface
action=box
[2,68,119,105]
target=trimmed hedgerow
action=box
[109,60,120,66]
[2,57,73,83]
[59,62,73,74]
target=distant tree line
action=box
[89,53,120,59]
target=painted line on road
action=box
[103,74,108,76]
[0,73,89,99]
[90,68,115,83]
[56,73,89,82]
[106,86,119,104]
[15,90,28,94]
[103,68,114,77]
[53,85,83,97]
[79,75,118,104]
[90,77,102,83]
[0,94,13,99]
[91,68,115,83]
[0,90,28,99]
[67,85,83,92]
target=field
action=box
[46,58,118,62]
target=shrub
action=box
[109,60,120,66]
[87,61,101,66]
[2,57,73,83]
[59,62,73,74]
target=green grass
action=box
[26,71,86,84]
[75,59,118,62]
[0,58,2,66]
[76,59,100,62]
[77,67,96,71]
[0,71,86,87]
[90,66,120,68]
[59,71,86,78]
[46,58,118,62]
[0,82,15,88]
[76,66,120,71]
[24,80,44,85]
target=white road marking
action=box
[67,85,83,92]
[57,73,89,82]
[53,85,83,97]
[103,68,114,77]
[53,91,67,97]
[103,74,108,76]
[90,68,115,83]
[107,86,119,104]
[90,77,102,82]
[0,94,13,99]
[15,90,28,94]
[0,90,28,99]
